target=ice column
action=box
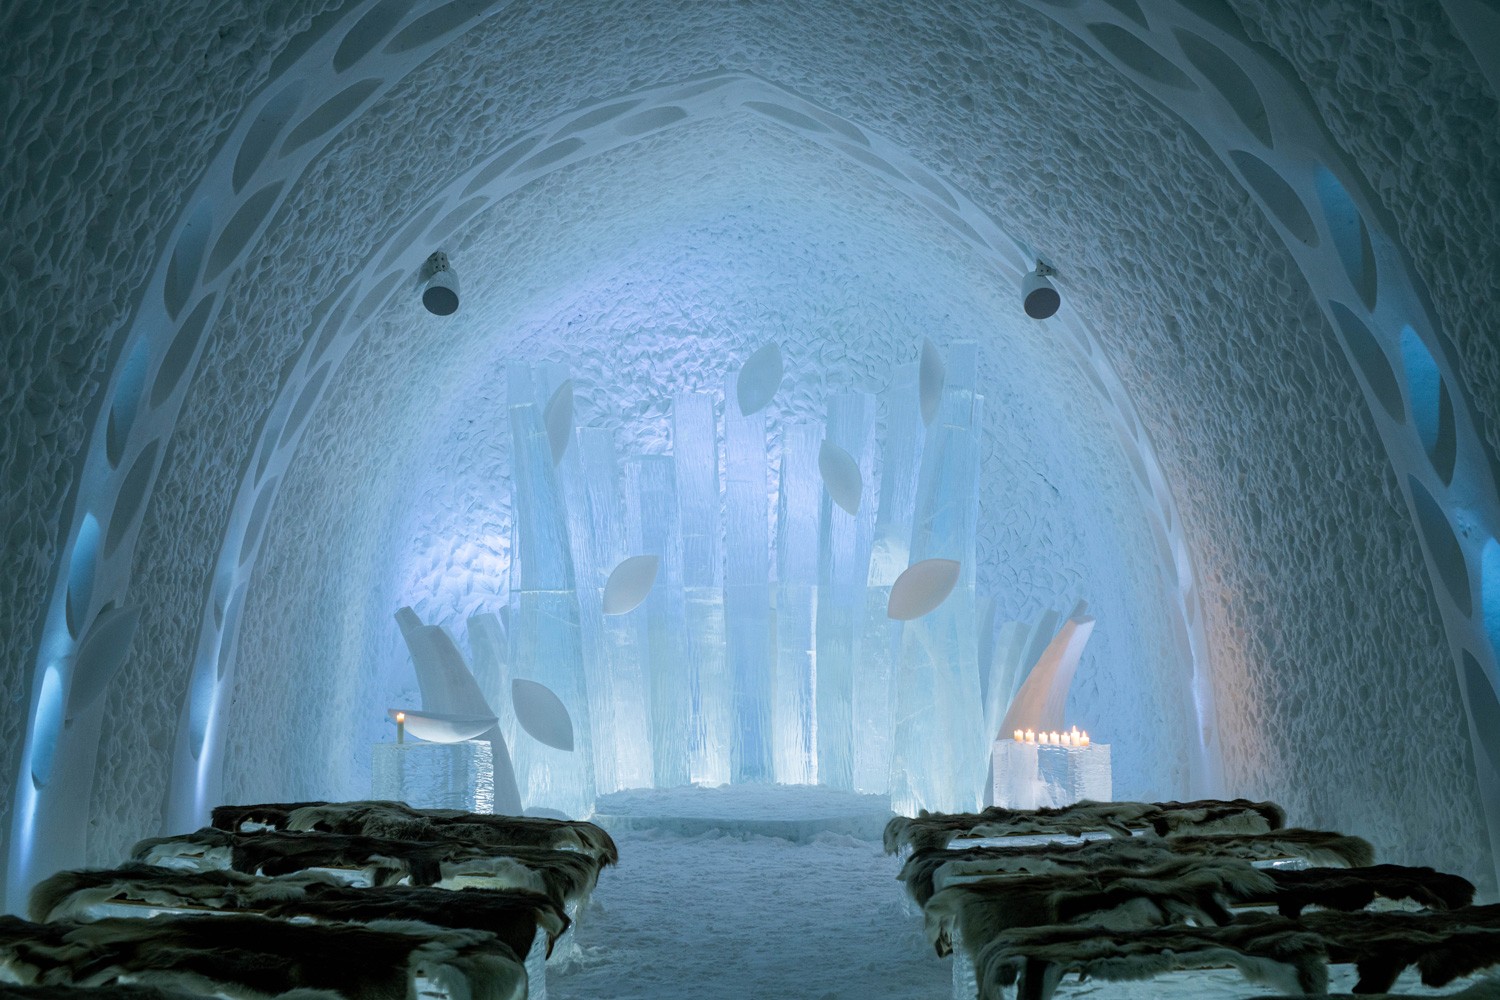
[674,392,730,786]
[774,423,821,784]
[854,363,923,793]
[509,399,595,818]
[626,455,693,788]
[816,392,875,790]
[579,427,653,790]
[891,343,986,815]
[556,417,621,796]
[723,370,775,782]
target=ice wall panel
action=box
[775,422,821,783]
[816,392,875,790]
[674,392,730,785]
[627,455,692,788]
[724,370,774,783]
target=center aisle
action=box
[549,826,950,1000]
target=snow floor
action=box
[550,786,1498,1000]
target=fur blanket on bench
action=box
[129,829,602,906]
[0,913,526,1000]
[211,801,617,865]
[923,856,1275,956]
[1250,865,1476,917]
[972,916,1329,1000]
[29,864,569,959]
[0,983,343,1000]
[884,798,1286,853]
[970,906,1500,1000]
[898,829,1373,908]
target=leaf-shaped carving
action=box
[736,341,783,416]
[513,678,575,751]
[603,554,659,614]
[887,558,961,620]
[66,606,141,717]
[818,440,862,516]
[544,379,574,465]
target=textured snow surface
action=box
[3,0,1497,904]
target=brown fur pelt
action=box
[28,864,569,959]
[280,801,618,864]
[129,829,602,907]
[0,913,526,1000]
[1247,865,1477,917]
[898,829,1373,908]
[210,802,336,833]
[1240,977,1500,1000]
[922,856,1275,957]
[884,798,1286,853]
[1295,905,1500,993]
[971,915,1329,1000]
[0,984,342,1000]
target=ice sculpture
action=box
[395,608,498,724]
[509,398,594,817]
[890,343,986,815]
[385,708,495,743]
[818,440,863,516]
[674,391,729,786]
[512,678,576,751]
[627,455,693,788]
[735,341,783,416]
[919,338,945,425]
[573,428,653,790]
[468,612,517,750]
[886,558,961,620]
[724,369,775,781]
[998,615,1097,736]
[64,605,140,716]
[544,379,574,466]
[854,362,923,793]
[816,392,876,791]
[775,423,821,784]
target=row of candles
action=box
[1012,726,1090,747]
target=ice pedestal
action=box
[371,741,495,812]
[991,739,1112,810]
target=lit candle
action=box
[1080,730,1089,747]
[396,711,406,744]
[1013,729,1023,743]
[1062,732,1072,746]
[1025,728,1035,744]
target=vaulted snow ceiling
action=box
[4,0,1499,907]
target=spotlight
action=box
[1021,262,1060,319]
[421,251,460,316]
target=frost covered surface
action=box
[2,0,1496,902]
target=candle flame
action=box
[396,712,406,723]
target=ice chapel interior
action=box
[4,0,1500,996]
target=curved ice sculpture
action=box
[512,678,575,751]
[736,341,783,416]
[544,379,574,466]
[65,605,141,716]
[998,615,1096,736]
[818,440,863,516]
[919,338,945,426]
[386,708,497,742]
[887,558,961,620]
[602,554,659,614]
[395,608,490,716]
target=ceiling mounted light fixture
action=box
[1022,261,1061,320]
[420,251,460,316]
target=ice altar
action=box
[384,340,1097,819]
[991,730,1112,810]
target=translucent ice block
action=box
[626,455,692,788]
[854,363,922,793]
[723,370,774,782]
[674,392,730,785]
[774,422,820,784]
[816,392,875,790]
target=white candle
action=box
[1025,728,1035,744]
[396,711,406,744]
[1013,729,1023,742]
